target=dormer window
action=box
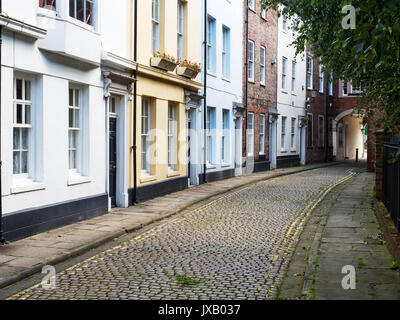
[70,0,93,25]
[39,0,56,11]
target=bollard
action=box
[356,148,359,163]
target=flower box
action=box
[150,57,177,72]
[176,66,200,79]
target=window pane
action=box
[21,151,28,173]
[16,79,23,100]
[77,0,84,22]
[69,150,76,169]
[16,104,23,124]
[69,0,75,17]
[69,89,74,106]
[13,152,20,174]
[69,108,74,128]
[69,131,76,148]
[25,105,31,124]
[86,0,93,24]
[74,109,80,128]
[74,89,80,107]
[13,128,20,149]
[25,80,31,100]
[21,128,29,149]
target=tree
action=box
[261,0,400,134]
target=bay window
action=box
[39,0,56,11]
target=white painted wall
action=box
[276,7,307,161]
[1,1,106,214]
[200,0,243,176]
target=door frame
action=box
[106,91,129,209]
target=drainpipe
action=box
[0,0,4,244]
[132,0,138,203]
[202,0,207,183]
[325,72,329,162]
[244,0,249,165]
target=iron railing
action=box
[382,136,400,232]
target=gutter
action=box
[0,0,4,244]
[203,0,207,183]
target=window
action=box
[307,56,313,89]
[248,0,255,11]
[281,117,287,150]
[291,118,296,149]
[307,114,313,147]
[328,72,333,96]
[39,0,56,10]
[351,80,362,94]
[177,1,184,59]
[247,113,254,156]
[222,110,229,163]
[222,26,231,79]
[282,16,288,32]
[206,107,215,164]
[69,0,93,25]
[282,57,287,90]
[260,46,266,85]
[248,40,255,82]
[109,97,117,116]
[68,87,82,172]
[141,98,151,174]
[318,115,324,147]
[319,64,324,93]
[13,77,33,176]
[261,8,267,19]
[328,117,333,147]
[152,0,160,53]
[291,61,296,92]
[259,114,266,154]
[342,82,348,95]
[207,16,216,73]
[168,103,176,171]
[338,122,343,146]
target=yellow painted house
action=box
[129,0,203,203]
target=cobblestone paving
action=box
[10,165,352,300]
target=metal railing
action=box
[382,136,400,232]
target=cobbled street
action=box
[10,164,355,300]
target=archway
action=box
[332,109,366,161]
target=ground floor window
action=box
[281,116,287,150]
[168,102,176,171]
[206,107,215,164]
[318,115,325,147]
[141,98,151,174]
[259,114,265,155]
[307,114,313,147]
[291,118,296,149]
[221,109,229,163]
[247,113,254,156]
[68,87,82,173]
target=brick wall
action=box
[242,2,278,162]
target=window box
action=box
[176,66,199,79]
[150,57,178,72]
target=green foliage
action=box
[261,0,400,133]
[390,261,399,270]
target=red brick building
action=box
[242,1,278,172]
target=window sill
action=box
[67,16,95,33]
[207,71,217,78]
[248,79,255,84]
[37,8,58,18]
[222,77,231,83]
[11,182,46,194]
[167,171,180,178]
[260,83,266,87]
[280,149,288,153]
[290,149,297,152]
[281,90,289,94]
[291,92,298,96]
[68,176,92,186]
[259,153,265,156]
[140,175,157,183]
[206,164,217,170]
[221,163,231,168]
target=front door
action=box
[109,117,117,207]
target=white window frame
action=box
[342,82,348,96]
[141,98,151,175]
[13,76,34,181]
[282,15,288,32]
[39,0,56,11]
[152,0,160,53]
[319,64,324,93]
[222,26,230,79]
[328,72,333,96]
[260,46,266,85]
[307,56,313,90]
[248,0,255,11]
[318,115,325,147]
[281,116,287,150]
[68,86,84,177]
[247,113,254,157]
[207,16,216,73]
[248,40,255,82]
[291,61,296,93]
[177,1,184,59]
[282,57,287,90]
[291,118,296,149]
[168,102,176,172]
[259,114,266,155]
[206,107,215,165]
[261,8,267,19]
[69,0,94,26]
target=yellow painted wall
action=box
[337,115,364,161]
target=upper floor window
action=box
[177,1,184,59]
[207,16,216,73]
[13,77,33,177]
[282,16,288,32]
[39,0,56,11]
[69,0,93,25]
[261,8,267,19]
[282,57,287,90]
[248,0,255,11]
[319,64,324,93]
[152,0,161,53]
[222,26,231,79]
[260,46,266,85]
[351,80,362,94]
[307,56,313,89]
[291,61,296,92]
[248,40,255,82]
[342,82,348,96]
[68,87,83,174]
